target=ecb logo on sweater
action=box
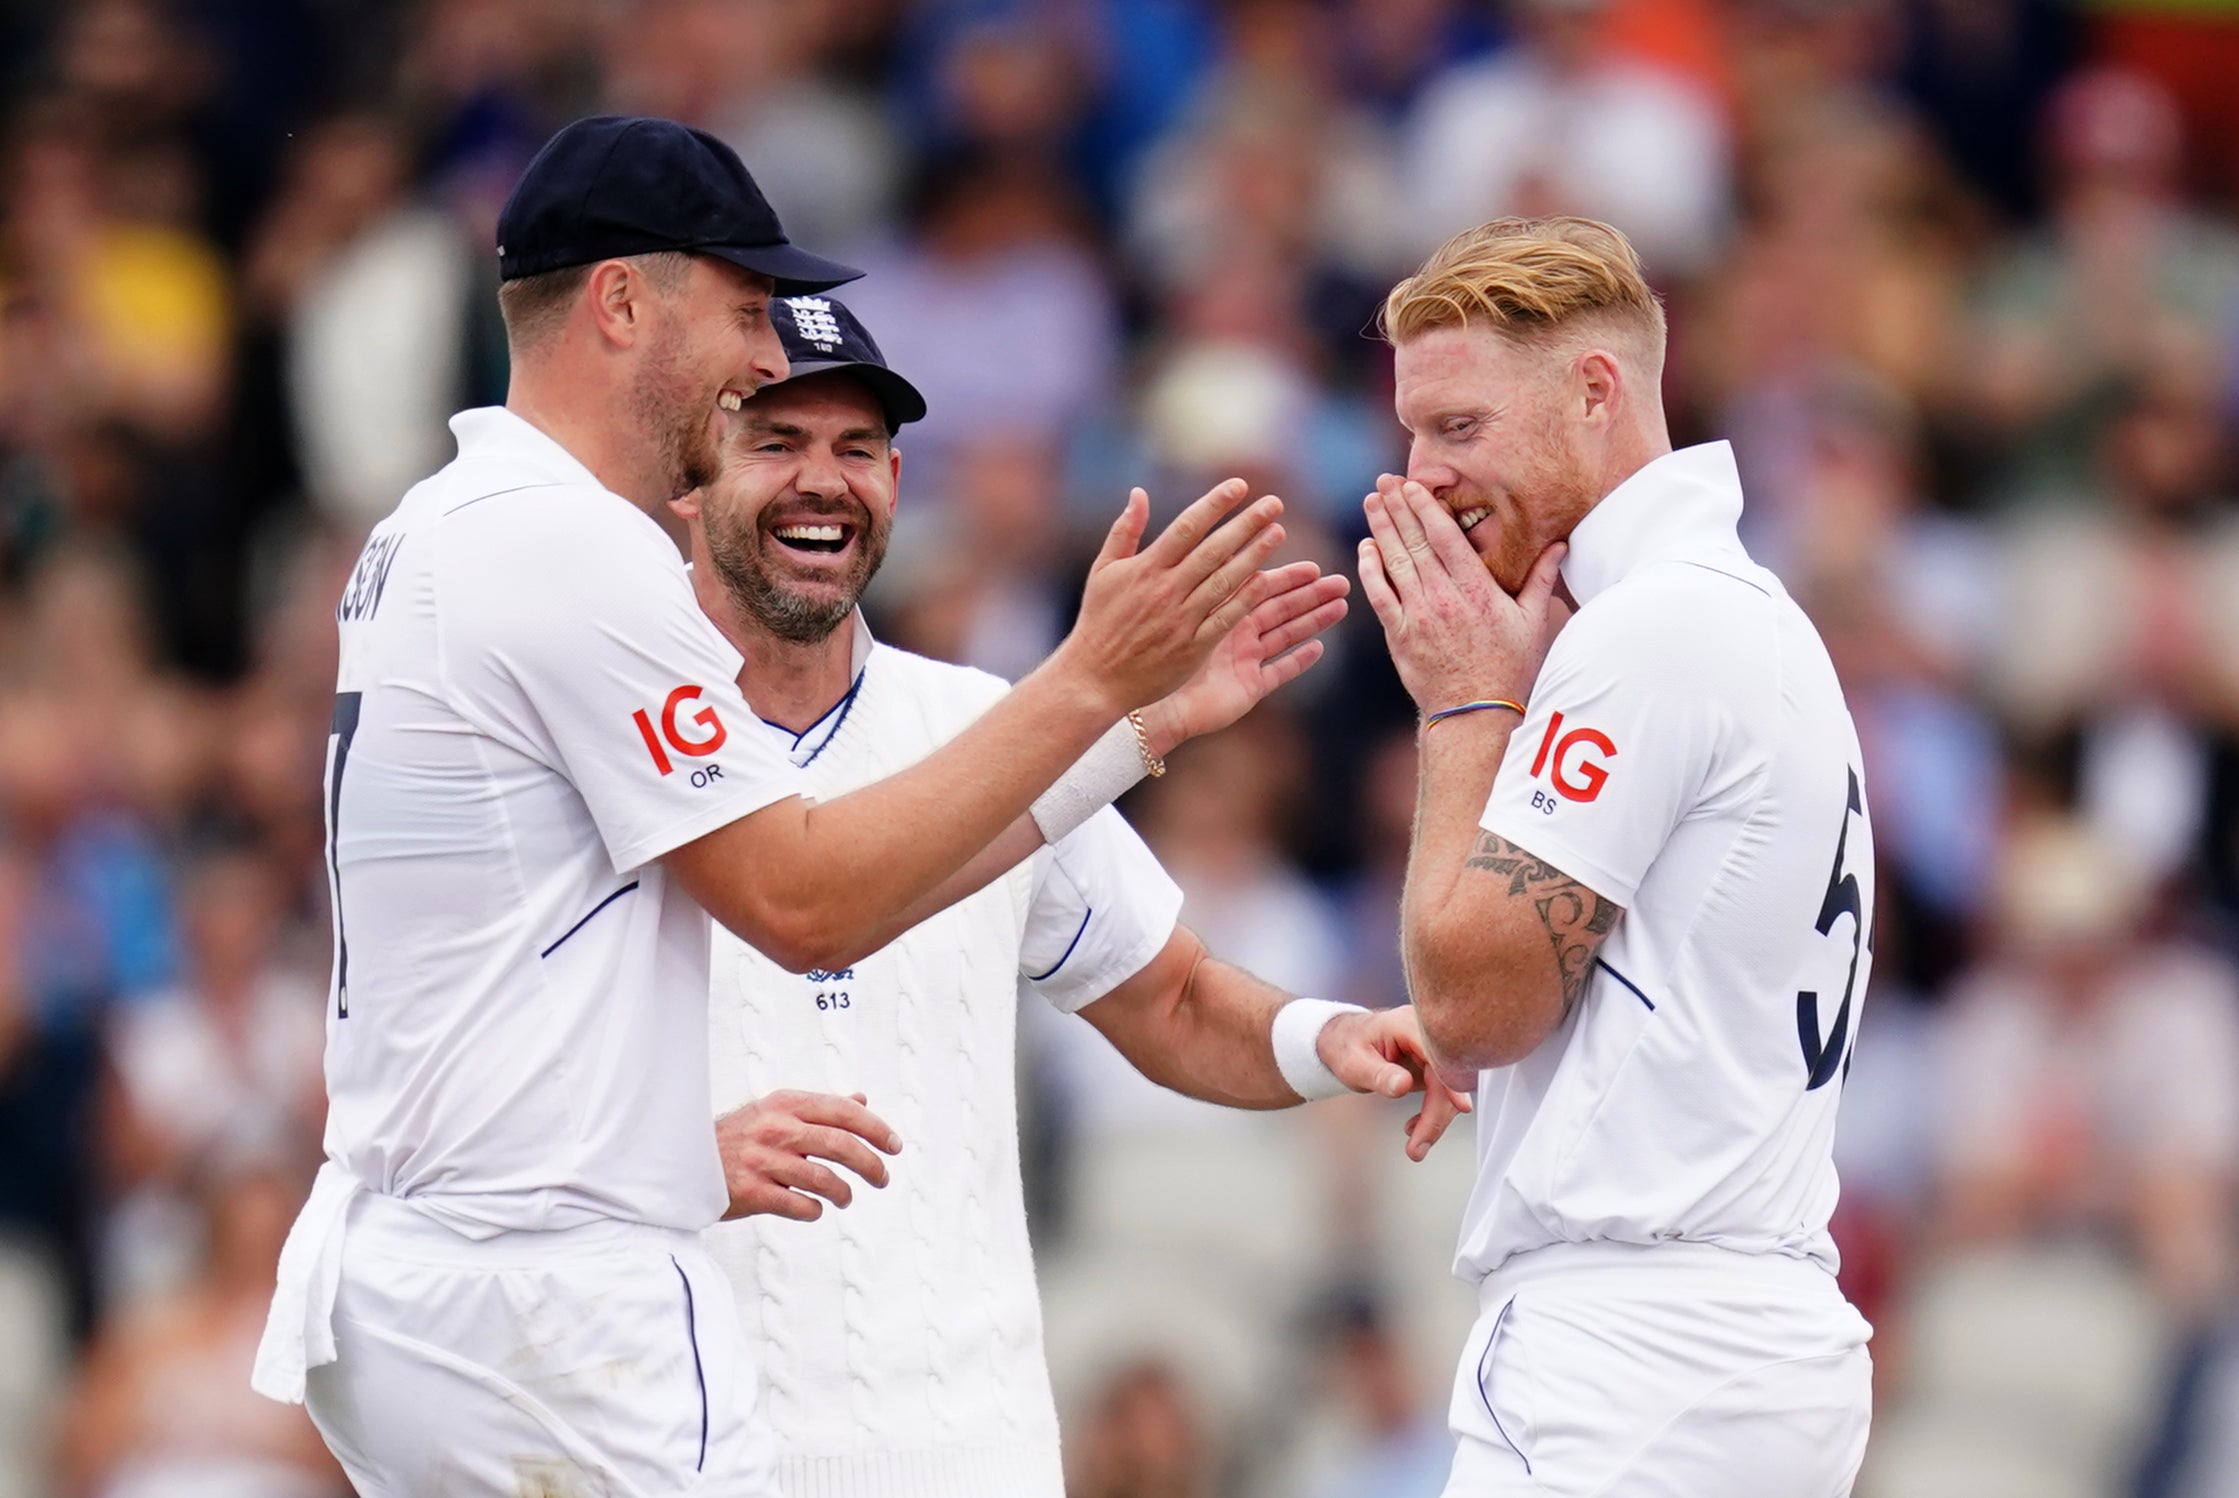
[1528,710,1617,804]
[633,686,728,778]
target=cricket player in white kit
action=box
[663,296,1468,1497]
[251,117,1317,1498]
[1357,217,1877,1496]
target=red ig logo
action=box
[1529,710,1616,803]
[633,686,729,775]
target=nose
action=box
[1406,439,1455,497]
[747,321,787,391]
[793,441,849,501]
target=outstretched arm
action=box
[848,562,1353,942]
[667,481,1287,972]
[1078,926,1471,1160]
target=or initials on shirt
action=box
[634,685,730,776]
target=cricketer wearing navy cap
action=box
[254,107,1321,1498]
[496,115,862,293]
[676,299,1468,1498]
[765,295,927,432]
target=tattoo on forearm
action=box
[1464,831,1622,1018]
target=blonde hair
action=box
[1381,216,1664,351]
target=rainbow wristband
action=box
[1423,698,1525,728]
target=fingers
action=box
[1361,495,1421,602]
[732,1181,824,1222]
[1259,594,1347,659]
[1178,498,1286,610]
[1140,477,1253,569]
[779,1092,903,1155]
[1323,1022,1418,1100]
[1196,555,1289,644]
[793,1124,895,1189]
[1405,1081,1467,1162]
[1248,560,1325,607]
[1355,538,1402,633]
[1187,518,1290,631]
[1400,481,1486,581]
[1259,637,1325,691]
[1518,539,1568,615]
[762,1152,860,1208]
[1093,487,1151,570]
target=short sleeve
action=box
[439,490,803,872]
[1021,806,1182,1014]
[1479,582,1741,907]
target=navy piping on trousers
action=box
[670,1256,708,1472]
[1477,1295,1531,1475]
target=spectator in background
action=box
[257,115,474,535]
[0,847,77,1498]
[1331,729,1419,1015]
[1063,1360,1216,1498]
[840,152,1119,495]
[1686,94,1973,472]
[101,843,324,1306]
[1304,1296,1450,1498]
[604,0,899,248]
[876,432,1071,682]
[1934,815,2239,1319]
[1400,0,1728,277]
[56,1160,344,1498]
[1970,66,2239,507]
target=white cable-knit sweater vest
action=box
[704,646,1066,1498]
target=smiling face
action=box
[1393,322,1602,594]
[686,371,898,643]
[631,254,790,500]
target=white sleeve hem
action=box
[606,782,802,875]
[1476,810,1640,909]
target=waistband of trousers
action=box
[1474,1238,1845,1313]
[348,1190,705,1267]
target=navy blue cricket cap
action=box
[768,295,927,431]
[496,116,861,295]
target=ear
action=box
[669,485,704,521]
[888,444,903,506]
[1575,348,1621,427]
[586,259,648,348]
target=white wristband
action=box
[1030,718,1147,843]
[1270,998,1369,1102]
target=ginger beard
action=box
[1460,396,1598,597]
[1393,323,1603,597]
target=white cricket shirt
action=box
[1462,441,1876,1284]
[704,622,1183,1498]
[319,407,803,1238]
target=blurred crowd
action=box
[3,0,2239,1495]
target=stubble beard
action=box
[634,323,723,500]
[706,501,893,646]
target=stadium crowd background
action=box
[4,0,2239,1494]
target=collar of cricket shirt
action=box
[1559,440,1753,609]
[447,406,611,494]
[755,609,876,768]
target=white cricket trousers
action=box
[299,1191,778,1498]
[1443,1241,1873,1498]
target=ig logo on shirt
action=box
[633,686,729,782]
[1527,710,1617,808]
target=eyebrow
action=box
[741,418,889,445]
